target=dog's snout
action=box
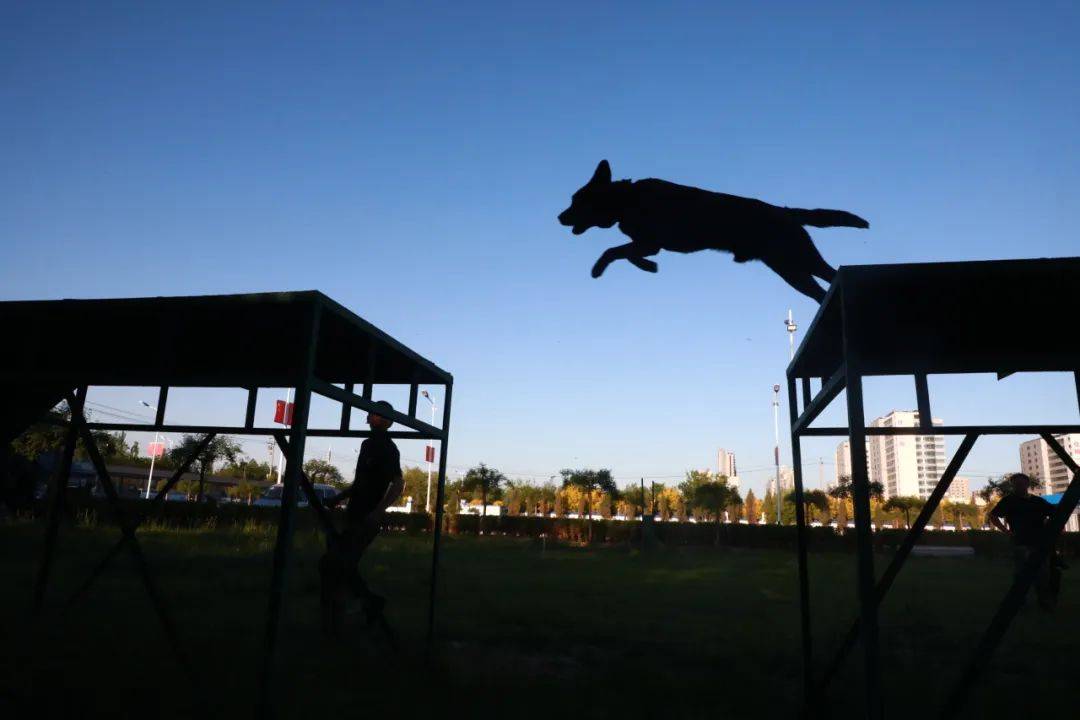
[558,209,572,226]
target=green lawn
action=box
[1,520,1077,718]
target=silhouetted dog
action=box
[557,160,868,302]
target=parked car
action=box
[253,483,337,508]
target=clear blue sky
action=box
[3,2,1078,497]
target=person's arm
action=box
[326,485,353,508]
[372,473,405,515]
[988,501,1010,536]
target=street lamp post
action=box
[140,401,163,500]
[785,309,798,362]
[773,384,782,524]
[421,390,438,513]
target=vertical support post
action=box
[339,383,354,432]
[363,343,375,401]
[801,377,812,415]
[788,376,814,709]
[257,304,321,719]
[426,381,453,652]
[841,286,882,720]
[408,383,419,419]
[845,367,881,719]
[915,374,932,430]
[33,385,84,615]
[245,387,258,429]
[154,386,168,427]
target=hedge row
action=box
[44,499,1080,559]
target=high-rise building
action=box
[834,439,870,489]
[945,476,970,503]
[717,448,737,478]
[716,448,739,488]
[1019,434,1080,495]
[867,410,946,499]
[768,465,795,496]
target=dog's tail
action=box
[785,207,869,229]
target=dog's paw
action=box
[591,261,607,278]
[638,259,658,273]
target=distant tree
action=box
[509,480,541,515]
[227,479,263,504]
[694,480,736,544]
[462,463,507,532]
[742,490,757,524]
[560,469,617,524]
[762,490,777,524]
[167,434,241,503]
[399,466,428,511]
[554,491,567,518]
[539,482,558,515]
[828,475,884,524]
[504,486,521,516]
[12,404,133,464]
[948,501,980,529]
[563,485,585,515]
[597,492,613,519]
[658,492,671,521]
[678,470,713,506]
[621,483,646,512]
[785,489,830,523]
[303,459,346,490]
[674,492,688,522]
[727,491,744,521]
[218,459,272,482]
[883,496,925,527]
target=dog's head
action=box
[558,160,619,235]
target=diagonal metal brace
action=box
[939,434,1079,718]
[821,433,978,691]
[272,432,340,541]
[65,433,217,606]
[74,412,197,684]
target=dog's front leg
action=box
[591,243,656,278]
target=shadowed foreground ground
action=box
[1,521,1077,718]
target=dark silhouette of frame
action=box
[0,291,453,718]
[786,258,1080,719]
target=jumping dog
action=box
[557,160,868,302]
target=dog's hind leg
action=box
[628,256,659,273]
[764,260,828,303]
[811,254,837,284]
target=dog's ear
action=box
[590,159,611,185]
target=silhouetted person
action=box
[321,400,403,636]
[988,473,1055,610]
[557,160,869,302]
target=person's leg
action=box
[1013,545,1030,607]
[344,521,385,621]
[1035,551,1056,611]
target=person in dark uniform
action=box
[321,400,404,635]
[987,473,1055,609]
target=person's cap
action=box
[370,400,394,417]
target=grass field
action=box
[1,520,1078,719]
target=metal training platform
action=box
[0,290,453,717]
[786,257,1080,718]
